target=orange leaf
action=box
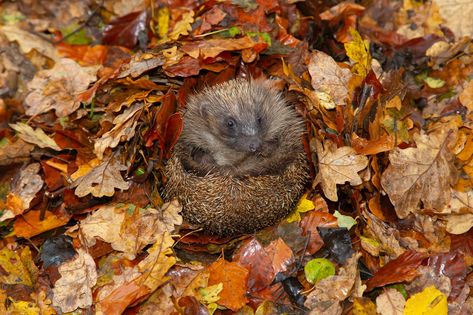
[208,258,249,311]
[265,238,295,276]
[97,281,150,315]
[13,210,71,238]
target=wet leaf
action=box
[208,258,249,311]
[304,258,336,284]
[404,286,448,315]
[102,10,147,48]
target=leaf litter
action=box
[1,0,473,314]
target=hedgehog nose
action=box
[248,138,262,153]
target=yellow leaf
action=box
[0,247,38,287]
[286,194,316,223]
[344,28,371,78]
[7,300,41,315]
[199,283,222,304]
[169,11,194,41]
[404,286,448,315]
[157,7,170,40]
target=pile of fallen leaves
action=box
[1,0,473,314]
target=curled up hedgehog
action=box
[164,78,309,236]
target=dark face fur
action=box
[180,78,303,168]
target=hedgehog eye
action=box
[257,117,262,125]
[226,118,236,128]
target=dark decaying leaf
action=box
[317,227,354,264]
[427,252,467,301]
[40,235,76,268]
[102,10,148,49]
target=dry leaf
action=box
[77,203,181,259]
[52,249,97,313]
[304,253,361,313]
[314,140,369,201]
[169,10,194,41]
[308,50,353,107]
[375,288,405,315]
[24,58,98,117]
[96,233,176,315]
[0,25,60,61]
[0,138,34,166]
[73,156,130,197]
[381,131,458,218]
[0,246,38,287]
[94,102,143,159]
[9,123,61,151]
[437,0,473,37]
[6,163,43,215]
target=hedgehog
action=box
[164,78,309,236]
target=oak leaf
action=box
[314,140,369,202]
[9,123,61,151]
[52,249,97,313]
[72,156,130,197]
[94,102,143,159]
[24,58,98,117]
[381,131,457,218]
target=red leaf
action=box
[365,250,429,291]
[300,211,338,255]
[233,238,275,292]
[428,252,467,301]
[102,10,147,49]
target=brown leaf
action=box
[94,102,143,159]
[301,210,338,255]
[72,156,130,197]
[265,238,295,277]
[233,238,274,292]
[308,50,353,107]
[5,163,42,216]
[102,10,147,49]
[52,249,97,313]
[304,253,361,312]
[181,36,266,59]
[365,250,429,291]
[207,258,249,311]
[381,130,458,218]
[314,140,369,201]
[24,58,98,117]
[375,288,405,315]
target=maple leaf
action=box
[24,58,98,117]
[9,123,61,151]
[308,50,353,107]
[314,140,369,202]
[72,156,130,197]
[381,130,458,218]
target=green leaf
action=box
[333,210,356,230]
[424,77,445,89]
[199,283,222,304]
[304,258,335,284]
[60,23,92,45]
